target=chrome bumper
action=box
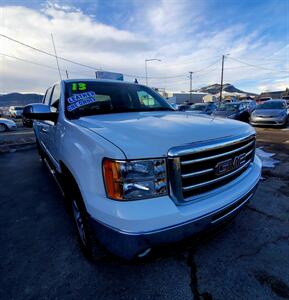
[250,116,287,126]
[88,182,259,260]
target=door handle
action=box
[41,127,49,134]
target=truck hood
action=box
[213,110,236,118]
[74,112,254,159]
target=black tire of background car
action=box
[0,124,7,132]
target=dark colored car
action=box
[178,104,192,111]
[186,102,217,115]
[213,102,250,122]
[241,100,257,113]
[22,116,33,127]
[282,96,289,106]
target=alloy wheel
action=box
[72,200,87,246]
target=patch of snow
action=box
[256,147,279,168]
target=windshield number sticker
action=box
[72,82,87,91]
[67,91,96,112]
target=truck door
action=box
[45,84,61,168]
[35,87,53,153]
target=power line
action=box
[0,52,61,70]
[0,33,102,71]
[156,54,223,68]
[193,58,221,73]
[0,52,93,77]
[228,56,289,73]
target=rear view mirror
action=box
[23,104,58,122]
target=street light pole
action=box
[145,60,148,86]
[189,71,193,103]
[145,58,161,86]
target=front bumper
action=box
[89,184,258,259]
[88,157,261,259]
[8,125,17,131]
[250,115,287,126]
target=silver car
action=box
[0,118,17,132]
[250,100,288,127]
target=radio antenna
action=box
[51,33,62,80]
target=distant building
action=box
[258,90,286,99]
[167,92,216,104]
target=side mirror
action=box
[23,104,58,122]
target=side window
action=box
[43,87,52,105]
[50,84,60,111]
[137,90,161,108]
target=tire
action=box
[0,124,7,132]
[65,179,103,260]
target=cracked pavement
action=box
[0,127,289,299]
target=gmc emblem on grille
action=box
[215,153,246,176]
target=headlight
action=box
[103,158,167,200]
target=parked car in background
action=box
[241,100,257,113]
[177,104,191,111]
[9,106,24,118]
[256,97,272,104]
[223,96,238,103]
[281,96,289,106]
[186,102,217,115]
[250,100,288,127]
[213,102,250,122]
[0,118,17,132]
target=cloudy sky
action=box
[0,0,288,94]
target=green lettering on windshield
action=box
[72,82,87,91]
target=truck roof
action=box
[61,78,137,85]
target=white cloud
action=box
[0,1,288,94]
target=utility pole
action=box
[65,70,69,79]
[219,55,225,102]
[189,71,193,103]
[51,33,62,80]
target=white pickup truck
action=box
[23,79,261,260]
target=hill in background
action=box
[196,83,257,95]
[0,93,43,107]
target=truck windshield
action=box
[64,81,173,119]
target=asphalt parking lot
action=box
[0,126,289,299]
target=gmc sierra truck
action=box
[23,79,262,260]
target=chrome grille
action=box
[168,134,256,203]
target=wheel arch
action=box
[0,123,8,131]
[59,160,88,213]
